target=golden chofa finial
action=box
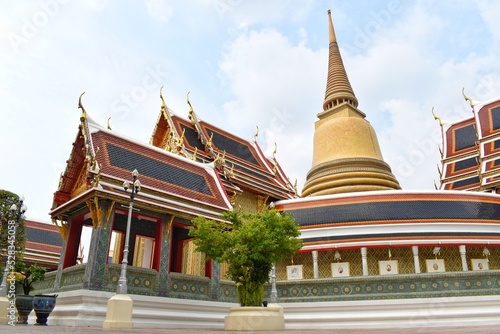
[160,86,166,110]
[107,117,112,130]
[187,91,194,114]
[78,91,87,121]
[432,107,442,126]
[253,126,259,140]
[462,87,474,107]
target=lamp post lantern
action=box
[0,196,27,297]
[117,169,141,295]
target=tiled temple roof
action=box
[24,219,62,270]
[51,112,232,221]
[149,97,296,201]
[275,190,500,250]
[438,93,500,191]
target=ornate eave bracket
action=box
[86,197,116,230]
[52,216,69,241]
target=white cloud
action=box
[144,0,174,23]
[219,28,324,134]
[218,27,325,186]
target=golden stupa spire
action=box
[301,10,400,197]
[323,9,358,111]
[328,9,336,43]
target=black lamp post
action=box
[0,196,27,297]
[116,170,140,295]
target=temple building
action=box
[23,219,62,271]
[37,10,500,328]
[44,87,294,298]
[437,91,500,192]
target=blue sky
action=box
[1,0,500,221]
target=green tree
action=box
[0,190,27,270]
[189,209,302,307]
[13,262,46,295]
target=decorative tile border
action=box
[39,264,500,305]
[167,272,211,300]
[269,270,500,303]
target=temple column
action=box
[459,245,468,271]
[312,251,319,279]
[84,200,115,290]
[210,261,221,301]
[361,247,368,276]
[158,214,173,297]
[412,246,421,274]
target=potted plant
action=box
[32,293,57,325]
[189,209,302,330]
[13,262,45,324]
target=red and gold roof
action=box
[438,93,500,191]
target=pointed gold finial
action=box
[432,107,443,126]
[434,180,438,190]
[187,91,193,114]
[107,117,112,130]
[272,143,278,174]
[253,126,259,140]
[160,86,166,110]
[462,87,473,107]
[78,92,87,121]
[327,9,336,43]
[437,164,442,178]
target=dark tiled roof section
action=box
[284,199,500,227]
[26,225,63,248]
[92,131,229,208]
[211,130,259,165]
[451,176,480,189]
[106,143,212,196]
[180,123,205,151]
[303,231,500,244]
[233,162,273,182]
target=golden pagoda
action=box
[301,10,400,196]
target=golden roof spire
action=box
[328,9,336,43]
[323,9,358,111]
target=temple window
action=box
[107,211,161,271]
[133,234,155,269]
[62,215,92,269]
[107,230,124,264]
[170,225,207,277]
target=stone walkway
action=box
[1,325,500,333]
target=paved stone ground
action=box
[1,325,500,333]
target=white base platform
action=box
[40,290,500,329]
[224,305,285,331]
